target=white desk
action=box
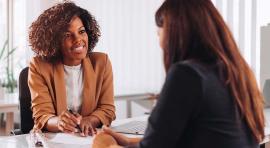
[115,93,157,118]
[1,113,270,148]
[0,93,19,135]
[1,97,270,147]
[0,116,146,148]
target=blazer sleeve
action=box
[28,58,56,130]
[90,55,116,126]
[139,64,202,148]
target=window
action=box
[213,0,260,82]
[0,0,8,83]
[0,0,27,92]
[0,0,7,45]
[13,0,27,79]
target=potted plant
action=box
[0,40,17,93]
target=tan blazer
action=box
[28,52,116,130]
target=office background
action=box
[0,0,270,120]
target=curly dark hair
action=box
[29,1,100,62]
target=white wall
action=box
[213,0,259,81]
[258,0,270,89]
[74,0,165,96]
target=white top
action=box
[64,64,83,112]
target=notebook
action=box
[112,121,147,135]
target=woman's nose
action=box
[73,34,82,42]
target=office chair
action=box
[12,67,34,135]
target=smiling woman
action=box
[61,16,89,66]
[28,1,116,137]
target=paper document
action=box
[46,133,93,145]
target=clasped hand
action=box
[57,110,97,136]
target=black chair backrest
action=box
[19,67,34,134]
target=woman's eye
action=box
[79,30,86,34]
[64,33,71,38]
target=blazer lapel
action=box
[81,57,97,116]
[53,62,67,115]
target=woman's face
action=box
[61,16,88,66]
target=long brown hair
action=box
[156,0,265,142]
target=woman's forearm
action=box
[45,116,60,132]
[103,137,141,148]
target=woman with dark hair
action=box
[93,0,265,147]
[28,2,115,136]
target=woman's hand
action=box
[93,126,142,147]
[93,132,120,148]
[79,116,100,136]
[57,110,81,133]
[101,126,130,146]
[101,126,142,147]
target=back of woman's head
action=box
[156,0,265,142]
[156,0,235,71]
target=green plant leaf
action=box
[3,47,17,60]
[0,40,8,59]
[0,40,18,93]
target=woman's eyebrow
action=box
[79,26,85,29]
[64,26,85,33]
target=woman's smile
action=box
[71,44,86,54]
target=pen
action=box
[68,109,83,133]
[30,129,48,148]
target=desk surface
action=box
[0,116,146,148]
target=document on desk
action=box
[46,133,93,145]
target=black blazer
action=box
[136,61,258,148]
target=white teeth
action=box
[74,46,83,51]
